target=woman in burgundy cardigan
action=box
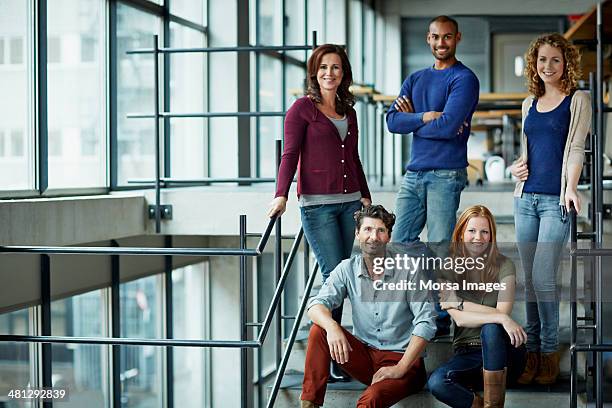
[268,44,371,381]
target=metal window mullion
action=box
[109,0,118,190]
[36,0,48,194]
[164,235,174,408]
[40,254,52,408]
[163,3,171,180]
[237,0,251,184]
[110,240,121,408]
[168,14,206,33]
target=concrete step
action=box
[269,373,588,408]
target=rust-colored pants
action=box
[301,324,426,408]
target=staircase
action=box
[268,188,598,407]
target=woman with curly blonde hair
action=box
[510,33,592,386]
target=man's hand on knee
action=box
[326,325,353,364]
[371,365,406,385]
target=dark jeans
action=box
[427,324,527,408]
[300,200,362,283]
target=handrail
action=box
[266,263,318,408]
[0,216,277,257]
[0,217,299,350]
[257,228,304,343]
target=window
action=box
[51,291,110,408]
[81,35,96,63]
[116,4,162,185]
[47,36,61,63]
[0,308,36,405]
[9,36,23,64]
[10,129,24,156]
[120,275,164,408]
[49,130,62,157]
[0,0,33,191]
[0,131,5,157]
[171,0,205,25]
[47,0,106,188]
[172,263,208,407]
[169,23,206,179]
[81,128,98,156]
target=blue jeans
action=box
[300,200,362,283]
[514,193,569,353]
[392,169,467,243]
[427,324,527,408]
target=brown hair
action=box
[451,205,500,283]
[306,44,355,116]
[524,33,582,97]
[354,205,396,235]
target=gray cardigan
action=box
[513,90,592,205]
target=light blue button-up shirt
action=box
[307,249,437,352]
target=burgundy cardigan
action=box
[275,96,371,200]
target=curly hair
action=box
[524,33,582,97]
[306,44,355,116]
[354,205,396,235]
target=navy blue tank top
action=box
[523,95,571,196]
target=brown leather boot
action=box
[300,400,319,408]
[472,393,484,408]
[517,351,539,385]
[483,368,506,408]
[534,351,560,385]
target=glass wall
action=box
[51,290,110,407]
[172,262,208,408]
[0,308,36,408]
[169,23,207,179]
[0,0,34,191]
[116,3,162,186]
[120,275,164,408]
[47,0,106,188]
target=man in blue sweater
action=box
[387,15,479,244]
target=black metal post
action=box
[37,0,48,194]
[111,241,121,407]
[595,5,604,406]
[392,107,396,186]
[239,215,248,408]
[570,209,578,408]
[379,102,384,187]
[303,240,310,290]
[165,236,174,408]
[41,255,52,408]
[153,34,162,233]
[109,1,118,189]
[237,0,251,186]
[266,264,318,408]
[588,72,598,398]
[275,140,282,367]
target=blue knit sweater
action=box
[386,61,479,171]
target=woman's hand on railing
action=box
[360,197,371,207]
[565,188,581,213]
[267,196,287,218]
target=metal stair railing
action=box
[0,213,310,408]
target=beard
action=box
[360,241,386,257]
[432,48,455,61]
